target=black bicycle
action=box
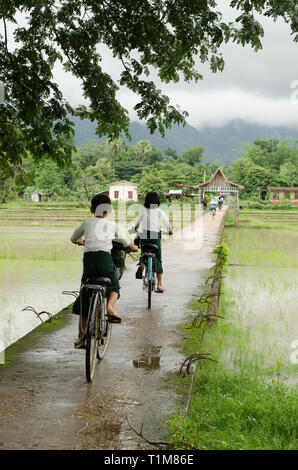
[81,242,127,383]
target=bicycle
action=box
[141,242,159,309]
[209,205,216,219]
[80,243,127,383]
[132,228,172,309]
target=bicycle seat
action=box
[142,243,158,254]
[85,277,112,286]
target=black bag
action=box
[111,241,126,268]
[134,234,141,247]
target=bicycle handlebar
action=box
[130,228,173,236]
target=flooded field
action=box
[0,226,82,351]
[224,223,298,385]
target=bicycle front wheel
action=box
[85,292,100,383]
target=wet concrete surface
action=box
[0,209,226,449]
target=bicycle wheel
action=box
[85,292,100,383]
[148,279,152,309]
[97,297,112,360]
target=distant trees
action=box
[231,139,298,198]
[180,146,205,166]
[3,135,297,203]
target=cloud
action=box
[56,10,298,131]
[3,3,298,131]
[166,88,298,130]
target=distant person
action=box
[71,194,138,349]
[129,192,172,293]
[218,195,224,209]
[209,195,218,215]
[201,196,207,210]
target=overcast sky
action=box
[3,1,298,130]
[56,2,298,131]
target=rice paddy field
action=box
[169,210,298,450]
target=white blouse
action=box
[71,218,130,253]
[132,207,171,233]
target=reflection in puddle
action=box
[133,346,161,370]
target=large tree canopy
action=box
[0,0,297,172]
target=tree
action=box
[133,140,162,165]
[115,159,143,180]
[33,160,76,196]
[1,1,297,169]
[180,146,205,167]
[164,147,179,161]
[279,162,297,186]
[231,157,253,185]
[244,165,273,195]
[132,166,165,198]
[85,158,114,184]
[73,140,109,170]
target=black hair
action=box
[144,191,160,209]
[91,193,111,216]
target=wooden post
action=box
[235,191,239,228]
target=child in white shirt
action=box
[71,194,138,348]
[129,192,172,292]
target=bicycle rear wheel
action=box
[147,256,154,309]
[97,306,112,361]
[85,292,100,383]
[148,279,152,309]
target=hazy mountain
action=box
[71,116,298,165]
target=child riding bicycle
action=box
[129,192,172,293]
[209,195,218,215]
[71,193,138,349]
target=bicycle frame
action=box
[141,251,157,309]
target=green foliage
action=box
[232,139,298,198]
[1,1,298,168]
[2,132,297,205]
[179,146,205,167]
[212,241,231,278]
[133,165,165,198]
[213,242,231,267]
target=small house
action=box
[31,192,42,203]
[109,181,138,202]
[166,189,183,201]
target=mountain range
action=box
[71,116,298,165]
